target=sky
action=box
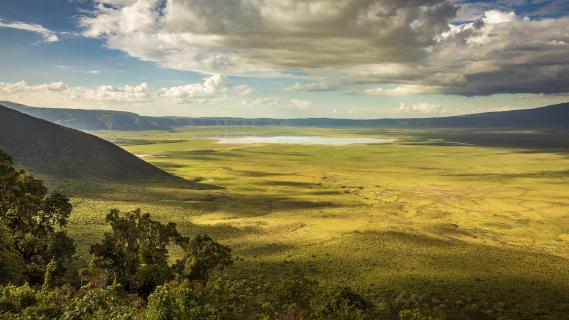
[0,0,569,118]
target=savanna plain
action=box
[57,126,569,318]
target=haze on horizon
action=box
[1,0,569,119]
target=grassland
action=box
[56,126,569,318]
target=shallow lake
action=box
[205,135,394,145]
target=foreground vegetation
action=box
[4,126,569,319]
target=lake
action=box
[206,135,394,145]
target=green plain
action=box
[59,126,569,317]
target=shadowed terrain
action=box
[0,104,181,182]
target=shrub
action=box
[0,284,69,320]
[61,285,141,320]
[311,286,376,320]
[146,281,219,320]
[174,235,232,282]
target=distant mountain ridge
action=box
[1,101,171,131]
[2,101,569,130]
[0,104,179,182]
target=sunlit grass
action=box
[58,126,569,317]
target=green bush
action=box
[174,234,232,282]
[311,286,376,320]
[0,283,69,320]
[61,285,141,320]
[146,281,219,320]
[399,309,434,320]
[0,225,24,285]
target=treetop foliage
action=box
[0,149,75,285]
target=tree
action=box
[271,269,316,318]
[174,235,232,282]
[90,209,187,296]
[399,309,435,320]
[0,224,24,284]
[0,149,75,285]
[146,281,219,320]
[311,286,376,320]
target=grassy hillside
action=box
[0,105,179,182]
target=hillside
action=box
[0,104,179,181]
[0,101,171,131]
[3,101,569,130]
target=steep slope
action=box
[0,101,171,131]
[0,104,177,181]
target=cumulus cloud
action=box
[234,84,255,96]
[290,99,312,109]
[482,9,518,24]
[0,18,59,43]
[79,0,456,73]
[78,0,569,96]
[430,10,569,95]
[0,81,68,93]
[72,83,152,102]
[0,80,150,103]
[285,82,336,92]
[364,84,440,96]
[242,97,280,107]
[398,102,446,114]
[157,74,229,102]
[0,76,232,104]
[241,97,312,109]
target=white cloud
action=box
[331,106,387,116]
[285,82,335,92]
[234,84,255,96]
[0,80,151,105]
[290,99,312,109]
[0,81,68,93]
[242,97,280,107]
[55,65,102,75]
[398,102,446,114]
[364,84,440,96]
[79,0,456,74]
[241,97,311,109]
[431,10,569,95]
[482,9,518,24]
[546,40,568,47]
[0,76,230,105]
[157,75,229,102]
[0,18,59,43]
[78,1,569,96]
[71,83,151,102]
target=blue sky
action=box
[0,0,568,118]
